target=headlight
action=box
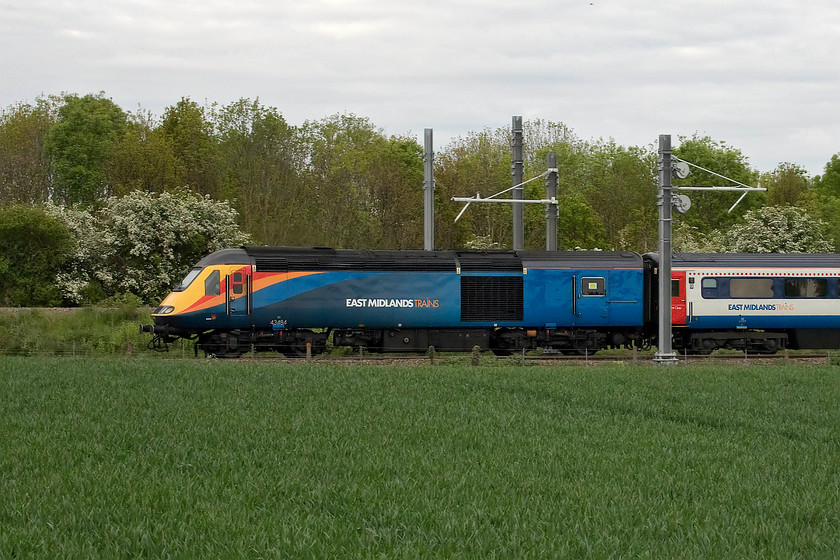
[153,306,175,315]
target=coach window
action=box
[701,278,718,298]
[730,278,774,298]
[581,277,606,296]
[205,270,220,296]
[784,278,827,298]
[671,278,680,297]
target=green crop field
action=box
[1,357,839,558]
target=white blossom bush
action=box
[719,205,833,253]
[47,190,250,303]
[464,234,500,250]
[44,202,113,302]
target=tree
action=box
[434,128,511,248]
[0,205,72,306]
[159,98,223,199]
[212,99,308,245]
[523,119,581,170]
[803,195,840,252]
[717,206,832,253]
[524,133,657,251]
[302,114,425,249]
[524,125,588,250]
[801,153,840,251]
[812,152,840,198]
[762,162,810,206]
[47,190,251,304]
[44,92,128,206]
[673,134,761,232]
[580,141,657,250]
[362,135,425,248]
[0,97,57,204]
[554,192,608,249]
[105,109,180,196]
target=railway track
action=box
[0,352,831,365]
[229,350,835,366]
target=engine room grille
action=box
[460,276,523,322]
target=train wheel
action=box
[758,338,779,355]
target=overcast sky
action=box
[2,0,838,176]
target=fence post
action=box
[471,345,481,366]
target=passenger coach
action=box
[660,253,840,353]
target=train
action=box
[140,246,840,357]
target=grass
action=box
[0,307,155,356]
[1,358,839,558]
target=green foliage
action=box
[44,92,128,206]
[582,142,658,250]
[302,114,425,249]
[159,97,224,199]
[2,360,839,557]
[6,91,840,269]
[106,109,180,196]
[805,195,840,252]
[0,205,72,306]
[521,132,657,251]
[463,234,501,249]
[0,97,57,204]
[673,221,712,252]
[554,191,608,249]
[435,128,512,248]
[763,162,811,206]
[673,133,762,232]
[813,152,840,197]
[213,98,307,244]
[0,307,152,355]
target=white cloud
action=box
[1,0,839,174]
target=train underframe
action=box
[161,325,649,358]
[671,329,789,355]
[671,327,840,355]
[153,325,838,358]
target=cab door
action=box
[226,266,251,317]
[671,271,687,325]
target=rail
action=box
[1,347,833,366]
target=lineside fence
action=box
[0,341,837,367]
[1,308,838,365]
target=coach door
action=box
[226,266,251,317]
[671,271,687,325]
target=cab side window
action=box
[205,270,220,296]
